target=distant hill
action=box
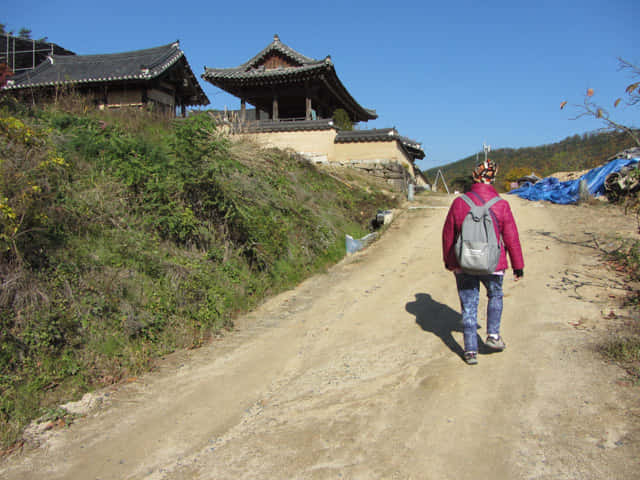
[423,130,639,191]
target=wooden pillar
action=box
[305,82,311,120]
[305,96,312,120]
[240,99,246,123]
[272,94,279,121]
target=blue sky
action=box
[3,0,638,170]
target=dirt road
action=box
[2,194,639,480]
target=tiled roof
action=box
[202,35,331,84]
[397,135,425,159]
[336,128,425,160]
[242,34,318,68]
[335,128,399,143]
[203,59,330,82]
[4,42,209,106]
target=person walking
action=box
[442,160,524,365]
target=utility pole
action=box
[483,142,491,163]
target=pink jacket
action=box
[442,183,524,272]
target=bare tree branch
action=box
[562,57,640,147]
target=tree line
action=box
[423,130,639,192]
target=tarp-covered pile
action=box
[508,157,639,204]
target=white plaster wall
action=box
[334,141,415,172]
[236,129,338,162]
[235,130,417,180]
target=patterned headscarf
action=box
[472,160,498,184]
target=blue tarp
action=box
[508,157,639,204]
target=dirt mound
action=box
[548,169,591,182]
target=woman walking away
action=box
[442,160,524,365]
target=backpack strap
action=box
[459,194,476,209]
[461,192,503,210]
[484,196,502,209]
[466,191,482,205]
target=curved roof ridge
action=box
[241,34,320,70]
[51,41,180,61]
[204,61,329,79]
[204,57,328,76]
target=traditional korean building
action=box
[2,41,209,115]
[203,35,426,189]
[202,34,376,124]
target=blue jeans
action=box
[455,273,504,353]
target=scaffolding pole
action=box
[1,33,63,72]
[433,169,450,194]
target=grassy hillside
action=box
[0,100,398,447]
[424,130,639,191]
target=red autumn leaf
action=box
[596,108,603,118]
[586,88,594,97]
[560,101,568,109]
[614,98,622,107]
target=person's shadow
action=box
[406,293,480,362]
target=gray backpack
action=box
[455,194,502,275]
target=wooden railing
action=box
[209,111,335,134]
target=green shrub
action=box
[332,108,352,131]
[0,115,71,266]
